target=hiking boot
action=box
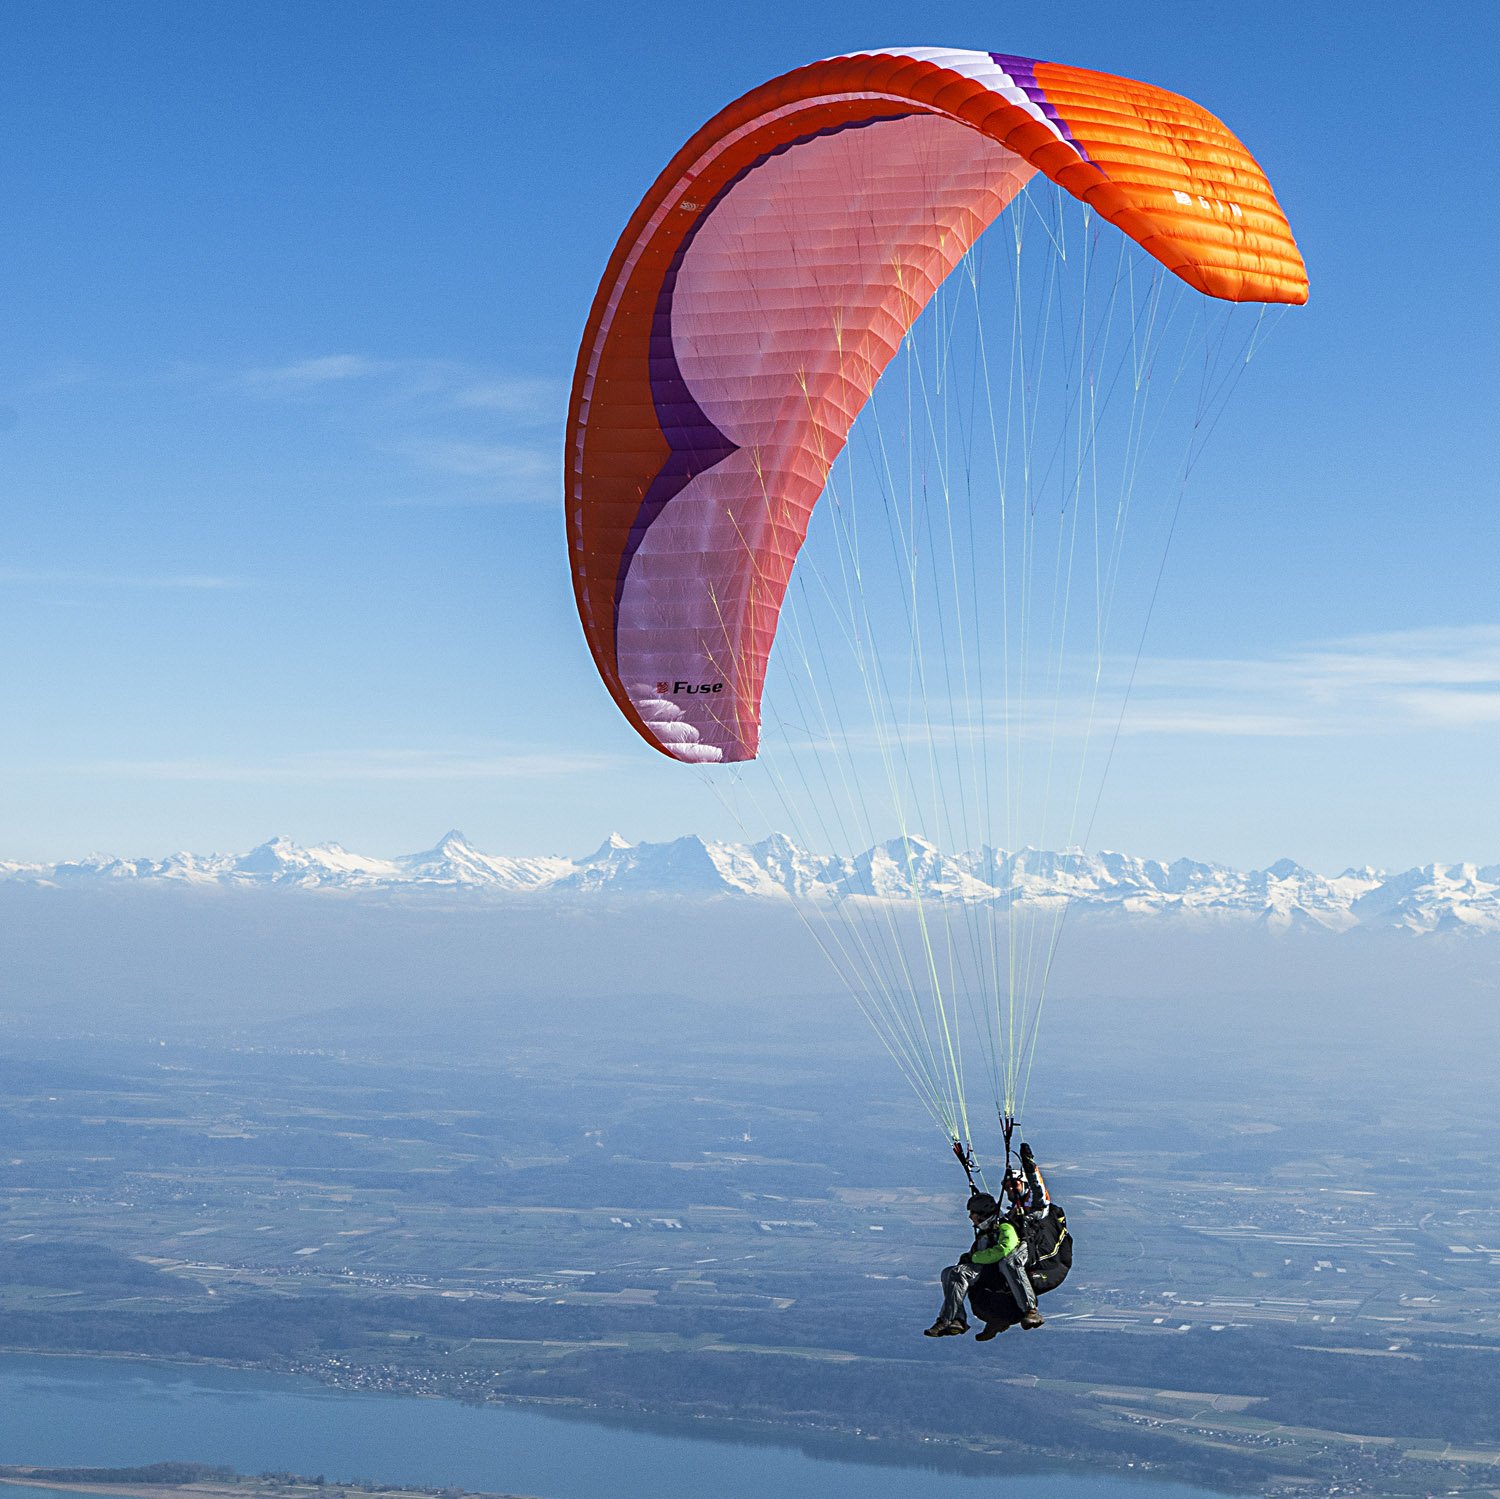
[923,1319,968,1337]
[974,1321,1009,1341]
[1020,1310,1046,1330]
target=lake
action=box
[0,1353,1232,1499]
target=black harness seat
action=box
[968,1202,1072,1327]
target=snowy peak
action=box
[225,840,396,882]
[582,831,634,862]
[560,833,774,895]
[750,831,845,897]
[232,837,398,884]
[397,830,571,890]
[842,836,990,902]
[2,833,1498,935]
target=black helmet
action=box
[967,1192,999,1217]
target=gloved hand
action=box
[1019,1141,1035,1162]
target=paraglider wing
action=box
[566,47,1306,764]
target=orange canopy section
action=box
[567,47,1306,764]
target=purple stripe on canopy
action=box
[988,53,1094,166]
[613,111,916,629]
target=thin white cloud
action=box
[397,439,554,502]
[0,568,242,590]
[231,356,562,502]
[762,625,1500,744]
[241,357,561,418]
[1110,708,1328,738]
[402,438,541,477]
[244,354,395,388]
[378,491,550,509]
[63,747,618,783]
[451,376,563,421]
[1121,624,1500,737]
[1388,688,1500,728]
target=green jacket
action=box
[967,1217,1019,1265]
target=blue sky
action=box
[2,0,1497,871]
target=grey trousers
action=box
[939,1244,1037,1325]
[998,1241,1038,1314]
[938,1261,981,1325]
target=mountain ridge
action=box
[5,833,1499,935]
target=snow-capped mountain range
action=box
[4,831,1499,935]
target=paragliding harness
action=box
[953,1118,1073,1327]
[1022,1202,1072,1286]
